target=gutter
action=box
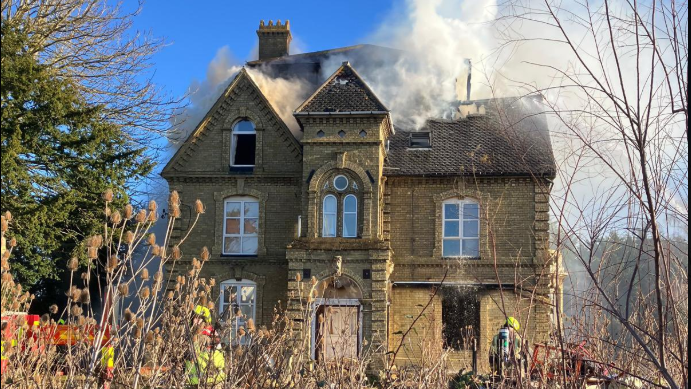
[293,110,389,116]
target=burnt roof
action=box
[296,62,388,113]
[385,97,556,178]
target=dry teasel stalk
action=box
[134,328,142,339]
[200,247,210,261]
[67,258,79,271]
[136,317,145,329]
[124,308,134,323]
[199,295,208,306]
[118,283,130,296]
[102,189,114,202]
[172,245,181,260]
[9,238,16,247]
[3,210,12,222]
[70,305,83,316]
[170,205,181,218]
[49,304,59,314]
[151,244,161,256]
[148,200,157,213]
[124,230,135,244]
[135,209,147,223]
[153,271,163,283]
[209,278,216,287]
[145,331,155,344]
[192,258,201,270]
[247,318,256,333]
[124,204,134,219]
[140,268,150,281]
[80,272,90,281]
[194,199,205,214]
[107,255,119,272]
[166,291,174,300]
[169,190,180,206]
[295,272,302,282]
[0,217,8,234]
[147,233,156,246]
[110,210,122,225]
[147,211,157,222]
[87,247,98,260]
[80,288,90,304]
[140,286,151,300]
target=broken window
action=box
[409,132,431,148]
[442,287,480,351]
[231,120,256,166]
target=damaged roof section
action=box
[295,62,389,114]
[385,97,556,178]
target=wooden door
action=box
[316,305,359,361]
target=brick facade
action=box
[162,52,559,374]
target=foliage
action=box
[0,24,152,302]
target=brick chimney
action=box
[257,20,291,60]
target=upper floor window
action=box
[343,195,357,237]
[442,199,479,257]
[322,195,337,237]
[231,120,256,166]
[321,173,360,238]
[223,197,259,255]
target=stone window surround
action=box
[441,198,480,258]
[214,268,266,325]
[221,196,259,255]
[213,187,268,257]
[319,172,362,238]
[218,278,257,319]
[308,161,374,239]
[433,189,485,259]
[222,109,265,171]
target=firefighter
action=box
[490,317,524,377]
[186,327,226,388]
[99,340,115,389]
[1,320,8,377]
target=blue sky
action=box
[129,0,397,100]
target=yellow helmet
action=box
[194,305,212,324]
[506,317,520,331]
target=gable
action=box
[295,62,388,114]
[162,69,302,177]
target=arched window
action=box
[343,195,357,238]
[219,279,256,344]
[223,196,259,255]
[442,199,480,258]
[231,120,256,166]
[322,195,337,237]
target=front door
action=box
[315,304,360,361]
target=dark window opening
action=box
[442,287,480,351]
[410,132,432,148]
[410,132,431,148]
[233,134,256,166]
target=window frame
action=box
[342,194,358,238]
[442,198,480,258]
[322,194,338,237]
[219,279,257,344]
[409,132,431,148]
[222,196,259,256]
[230,120,257,167]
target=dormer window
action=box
[410,132,431,148]
[231,120,256,166]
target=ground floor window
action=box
[219,279,256,344]
[442,287,480,350]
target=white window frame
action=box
[230,120,256,167]
[442,199,480,258]
[322,194,337,237]
[223,197,259,255]
[219,279,257,345]
[342,194,357,238]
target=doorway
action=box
[314,301,361,361]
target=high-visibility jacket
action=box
[100,346,114,369]
[186,347,226,385]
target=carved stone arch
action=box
[314,269,367,299]
[213,187,268,256]
[213,268,266,324]
[433,189,486,259]
[308,161,372,194]
[221,105,266,131]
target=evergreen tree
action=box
[1,24,152,308]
